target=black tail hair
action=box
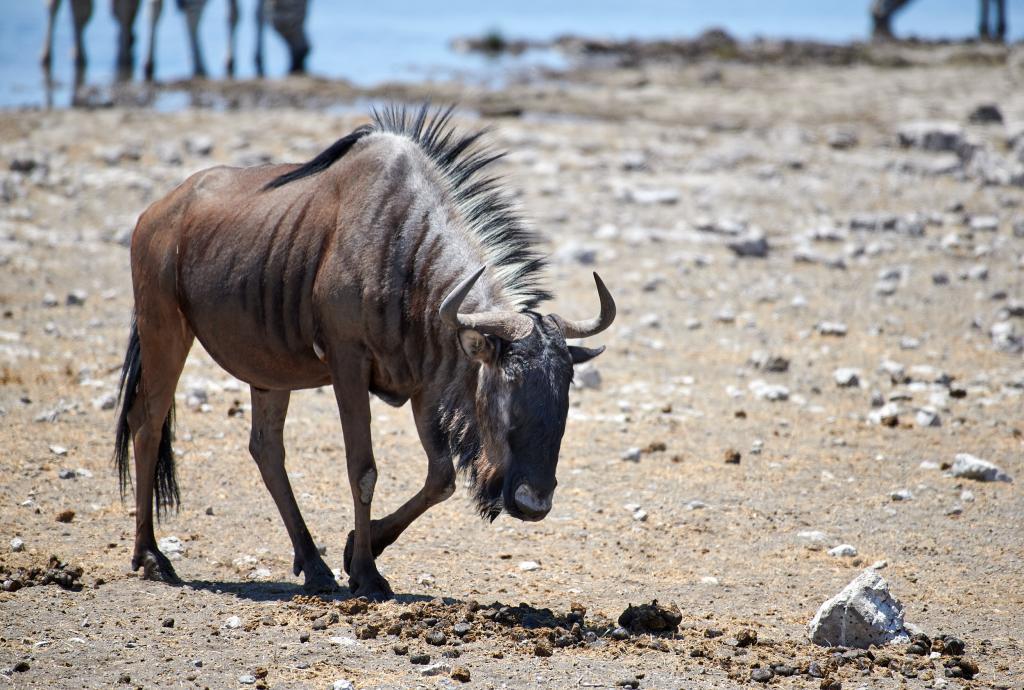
[113,313,180,518]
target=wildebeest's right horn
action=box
[553,272,616,339]
[440,266,535,341]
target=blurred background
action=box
[2,0,1022,110]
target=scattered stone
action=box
[425,630,447,646]
[451,666,471,683]
[827,129,859,149]
[409,653,430,665]
[161,617,174,628]
[897,121,966,153]
[610,626,630,640]
[617,600,682,633]
[749,351,789,372]
[750,667,774,683]
[817,321,848,336]
[828,544,858,558]
[868,403,900,427]
[727,230,770,258]
[967,103,1003,124]
[620,447,642,462]
[331,681,356,690]
[65,290,87,306]
[518,560,541,572]
[890,489,913,501]
[533,642,553,657]
[55,509,75,523]
[797,530,830,551]
[807,569,910,648]
[951,453,1012,482]
[833,368,860,387]
[10,537,24,552]
[392,643,408,655]
[750,380,790,401]
[915,407,941,427]
[723,448,741,464]
[158,535,185,559]
[223,615,242,629]
[420,661,452,676]
[184,135,214,157]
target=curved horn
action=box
[439,266,535,341]
[554,272,616,339]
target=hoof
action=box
[349,574,393,602]
[132,550,181,584]
[300,557,338,593]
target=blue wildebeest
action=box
[113,106,616,599]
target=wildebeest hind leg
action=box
[249,388,336,592]
[127,308,193,583]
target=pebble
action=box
[890,489,913,501]
[533,642,553,657]
[410,653,430,665]
[951,453,1012,482]
[420,662,452,676]
[749,380,790,401]
[158,535,185,559]
[66,290,87,306]
[450,666,471,683]
[723,448,741,464]
[915,407,941,427]
[897,121,965,153]
[749,351,790,372]
[425,630,447,646]
[10,537,24,552]
[828,544,858,557]
[49,444,68,456]
[868,402,900,427]
[238,674,256,685]
[621,447,641,462]
[727,230,770,258]
[816,321,848,336]
[223,615,242,629]
[797,530,830,550]
[833,368,860,387]
[55,509,75,523]
[518,561,541,571]
[968,103,1003,124]
[808,569,910,647]
[331,681,356,690]
[161,617,174,628]
[750,667,774,683]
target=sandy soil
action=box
[1,45,1023,689]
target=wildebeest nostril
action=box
[514,484,552,517]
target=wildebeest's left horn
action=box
[440,266,535,341]
[553,272,616,339]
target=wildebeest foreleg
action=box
[343,397,455,574]
[248,388,336,592]
[331,356,393,600]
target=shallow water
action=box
[1,0,1020,109]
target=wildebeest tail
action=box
[113,313,180,518]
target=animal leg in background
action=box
[180,0,208,78]
[343,393,456,575]
[248,388,336,592]
[112,0,140,80]
[142,0,162,81]
[224,0,239,76]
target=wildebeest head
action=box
[440,267,615,521]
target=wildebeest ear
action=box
[569,344,604,364]
[459,329,497,363]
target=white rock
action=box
[158,535,185,560]
[223,615,242,629]
[915,407,941,427]
[92,393,118,411]
[49,444,68,456]
[868,403,900,426]
[621,447,641,462]
[797,530,830,551]
[10,537,24,552]
[807,569,910,647]
[817,321,848,336]
[897,121,965,153]
[890,489,913,501]
[828,544,858,557]
[951,453,1012,482]
[331,681,356,690]
[684,500,707,510]
[833,368,860,387]
[518,561,541,572]
[749,380,790,401]
[420,662,452,677]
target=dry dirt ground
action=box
[1,47,1023,689]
